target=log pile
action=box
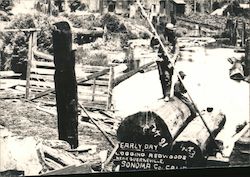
[114,98,226,170]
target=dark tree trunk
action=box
[52,21,78,149]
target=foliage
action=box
[1,14,35,75]
[212,1,221,11]
[223,1,242,16]
[33,14,56,54]
[63,13,102,29]
[100,13,127,33]
[75,47,108,66]
[34,0,59,16]
[69,0,86,12]
[0,10,10,21]
[0,14,56,76]
[0,0,13,12]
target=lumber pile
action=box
[178,14,250,31]
[80,109,121,137]
[113,98,226,171]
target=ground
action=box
[0,95,116,153]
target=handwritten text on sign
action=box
[114,142,188,171]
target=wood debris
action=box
[0,126,105,176]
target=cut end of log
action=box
[117,111,172,144]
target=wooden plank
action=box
[81,65,109,73]
[0,79,27,88]
[0,82,17,90]
[78,85,108,93]
[30,80,54,88]
[29,87,53,92]
[107,66,114,110]
[33,60,55,68]
[79,99,107,105]
[29,68,109,101]
[78,79,109,86]
[78,94,108,102]
[33,50,53,61]
[0,28,41,32]
[31,68,55,75]
[25,33,33,99]
[0,71,21,79]
[41,163,95,176]
[30,73,54,82]
[81,104,107,111]
[113,61,155,87]
[36,106,57,116]
[76,68,109,83]
[97,75,109,81]
[92,78,96,101]
[33,31,38,50]
[78,88,108,96]
[78,92,108,102]
[78,96,108,103]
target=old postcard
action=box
[0,0,249,176]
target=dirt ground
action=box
[0,91,116,153]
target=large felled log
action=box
[117,97,192,144]
[175,109,226,155]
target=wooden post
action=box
[52,21,78,149]
[99,0,104,14]
[107,66,114,110]
[245,38,250,76]
[92,78,96,101]
[210,0,213,12]
[64,0,70,13]
[32,31,37,51]
[241,22,246,47]
[194,0,196,13]
[25,33,33,99]
[48,0,52,16]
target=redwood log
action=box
[117,97,192,145]
[175,109,226,155]
[52,21,78,148]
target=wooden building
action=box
[168,0,186,16]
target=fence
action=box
[24,31,114,111]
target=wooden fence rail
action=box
[24,31,114,111]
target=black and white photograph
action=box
[0,0,249,176]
